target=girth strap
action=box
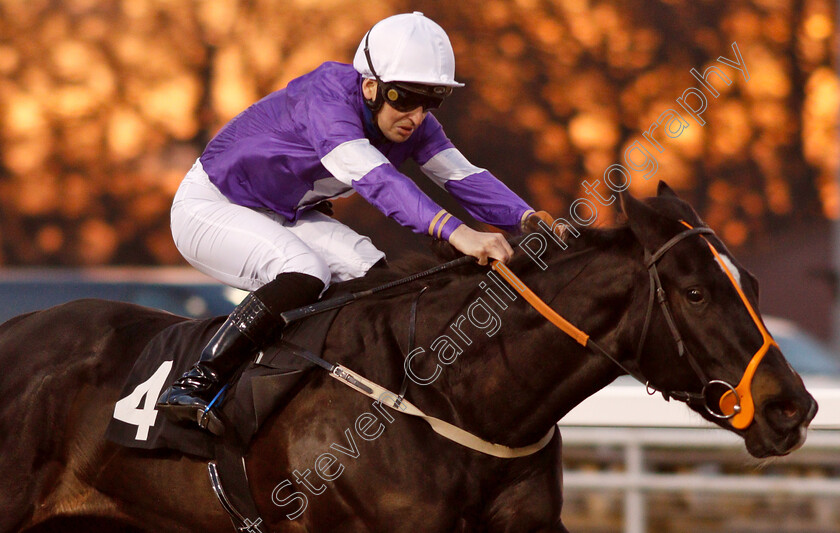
[209,420,265,532]
[396,286,428,408]
[208,461,264,533]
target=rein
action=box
[492,223,774,430]
[491,228,715,415]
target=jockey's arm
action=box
[320,139,515,263]
[419,147,535,235]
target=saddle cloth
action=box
[105,308,339,458]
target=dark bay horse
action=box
[1,183,816,532]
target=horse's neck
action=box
[420,233,646,447]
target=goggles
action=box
[380,82,452,112]
[363,27,454,113]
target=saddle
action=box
[105,306,339,458]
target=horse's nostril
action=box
[765,398,807,432]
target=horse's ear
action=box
[657,181,679,198]
[620,188,683,251]
[655,180,706,227]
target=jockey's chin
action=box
[378,104,426,143]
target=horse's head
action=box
[620,181,817,458]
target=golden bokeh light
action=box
[0,0,834,266]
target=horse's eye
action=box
[686,288,705,304]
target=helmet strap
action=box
[363,27,382,85]
[362,27,386,113]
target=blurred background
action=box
[0,0,838,339]
[0,0,838,531]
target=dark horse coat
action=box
[0,185,816,532]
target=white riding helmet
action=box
[353,12,465,88]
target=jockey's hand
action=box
[448,224,514,266]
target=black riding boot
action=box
[156,272,324,435]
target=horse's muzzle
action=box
[748,392,817,457]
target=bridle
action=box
[492,222,778,430]
[634,226,719,410]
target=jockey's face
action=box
[362,79,427,143]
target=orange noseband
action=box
[701,238,778,429]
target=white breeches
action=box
[170,160,385,291]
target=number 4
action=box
[113,361,174,441]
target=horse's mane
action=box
[326,222,633,298]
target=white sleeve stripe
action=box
[321,139,391,186]
[420,148,485,186]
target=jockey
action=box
[156,12,539,434]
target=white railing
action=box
[557,379,840,533]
